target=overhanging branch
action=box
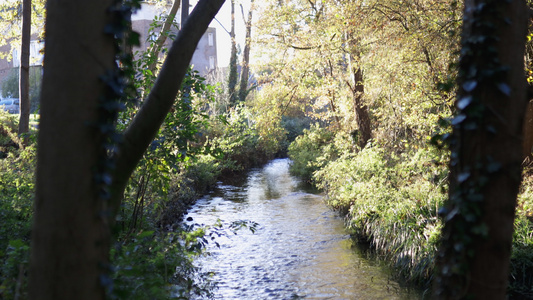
[109,0,225,216]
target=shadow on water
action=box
[185,158,424,299]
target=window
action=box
[209,56,215,70]
[208,33,214,46]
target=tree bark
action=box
[29,0,116,299]
[181,0,189,26]
[18,0,31,135]
[346,33,371,148]
[433,0,528,298]
[349,66,371,148]
[227,0,238,105]
[238,0,254,103]
[29,0,225,299]
[523,99,533,162]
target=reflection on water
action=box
[185,159,421,300]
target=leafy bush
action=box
[0,143,36,299]
[110,230,214,300]
[207,104,276,173]
[279,115,312,154]
[287,124,334,181]
[509,176,533,299]
[312,141,448,285]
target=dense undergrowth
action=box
[0,74,285,298]
[288,124,533,298]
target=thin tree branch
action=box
[148,0,180,72]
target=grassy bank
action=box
[288,125,533,298]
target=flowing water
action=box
[185,159,422,299]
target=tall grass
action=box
[313,143,447,286]
[290,125,533,296]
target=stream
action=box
[184,158,422,299]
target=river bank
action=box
[288,126,533,299]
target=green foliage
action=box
[509,214,533,299]
[287,124,334,181]
[509,176,533,299]
[0,239,29,299]
[0,142,36,299]
[110,230,214,300]
[207,104,272,173]
[227,43,239,105]
[157,155,222,228]
[309,138,448,285]
[0,110,20,153]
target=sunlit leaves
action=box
[254,0,461,148]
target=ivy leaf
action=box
[486,161,502,173]
[457,96,472,110]
[457,171,470,183]
[451,114,467,125]
[471,223,489,237]
[463,80,477,92]
[497,83,511,96]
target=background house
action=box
[0,1,217,97]
[132,2,218,77]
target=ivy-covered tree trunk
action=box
[227,0,238,105]
[346,34,371,148]
[349,66,371,148]
[29,0,116,299]
[18,0,31,135]
[238,0,254,103]
[29,0,225,299]
[433,0,528,299]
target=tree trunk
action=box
[523,99,533,162]
[181,0,189,26]
[29,0,225,299]
[238,0,254,103]
[433,0,528,299]
[29,0,116,299]
[345,31,371,148]
[350,66,371,148]
[227,0,238,105]
[18,0,31,135]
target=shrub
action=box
[313,143,447,285]
[287,124,334,181]
[110,230,214,300]
[0,143,36,299]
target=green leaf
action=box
[138,230,155,238]
[463,80,477,92]
[457,171,470,183]
[497,83,511,96]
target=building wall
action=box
[0,2,217,91]
[131,2,218,77]
[190,27,217,75]
[0,44,15,86]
